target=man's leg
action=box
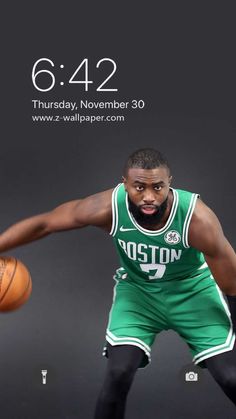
[94,343,144,419]
[205,341,236,406]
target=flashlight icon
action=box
[41,369,47,385]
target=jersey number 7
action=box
[140,263,166,280]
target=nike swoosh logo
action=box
[120,226,136,232]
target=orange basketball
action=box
[0,257,32,312]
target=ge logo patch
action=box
[164,230,181,244]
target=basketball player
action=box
[0,148,236,418]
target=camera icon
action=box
[185,371,198,381]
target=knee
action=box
[109,364,136,386]
[217,368,236,391]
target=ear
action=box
[169,175,173,185]
[122,176,128,191]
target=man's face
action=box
[123,167,172,226]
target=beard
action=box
[128,196,168,227]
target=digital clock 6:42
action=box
[32,58,118,92]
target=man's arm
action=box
[0,189,113,253]
[189,199,236,296]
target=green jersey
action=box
[103,183,234,368]
[110,183,209,284]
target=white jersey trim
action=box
[109,184,121,236]
[106,330,151,352]
[194,334,235,365]
[105,331,151,362]
[193,284,235,364]
[103,338,151,364]
[182,193,199,248]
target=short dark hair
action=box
[124,148,170,175]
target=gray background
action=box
[1,2,236,418]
